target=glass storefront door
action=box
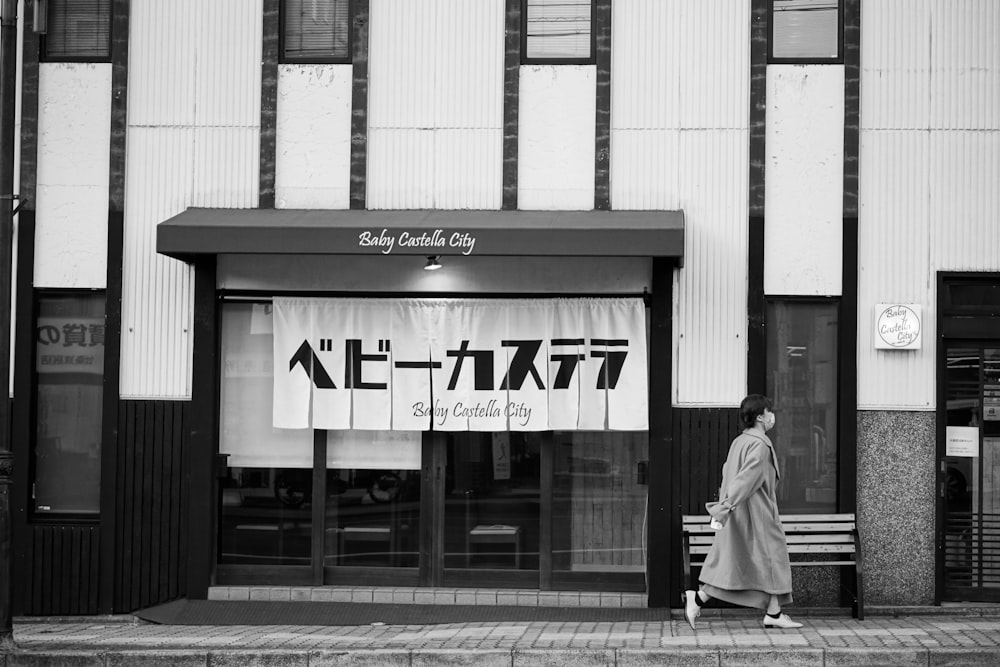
[942,347,1000,601]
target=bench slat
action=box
[684,523,855,534]
[689,534,854,545]
[690,543,856,555]
[683,513,855,523]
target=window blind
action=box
[284,0,351,61]
[525,0,592,61]
[772,0,839,60]
[43,0,111,61]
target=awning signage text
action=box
[358,228,477,255]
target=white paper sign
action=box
[946,426,979,457]
[491,433,511,480]
[875,304,922,350]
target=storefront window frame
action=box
[764,296,840,515]
[213,292,651,591]
[29,288,106,522]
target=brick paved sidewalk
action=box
[4,612,1000,665]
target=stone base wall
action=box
[857,410,936,605]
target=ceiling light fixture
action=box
[424,255,442,271]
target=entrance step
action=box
[208,586,648,608]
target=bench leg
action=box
[855,569,865,620]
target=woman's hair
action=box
[739,394,774,429]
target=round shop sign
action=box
[875,304,921,350]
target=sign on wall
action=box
[272,297,648,432]
[874,304,922,350]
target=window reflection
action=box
[219,467,312,565]
[766,301,839,513]
[553,432,647,574]
[444,433,540,570]
[325,468,420,568]
[33,292,105,515]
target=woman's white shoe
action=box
[762,613,803,629]
[682,590,701,630]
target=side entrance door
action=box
[938,275,1000,602]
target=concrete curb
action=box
[5,647,1000,666]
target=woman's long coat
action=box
[699,430,793,600]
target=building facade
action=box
[7,0,1000,615]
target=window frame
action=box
[767,0,844,65]
[763,295,841,514]
[39,0,113,64]
[29,288,107,523]
[279,0,354,65]
[520,0,596,66]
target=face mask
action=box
[759,412,775,431]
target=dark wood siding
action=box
[670,407,739,598]
[24,525,100,615]
[114,400,188,612]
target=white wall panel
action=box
[861,0,931,130]
[434,130,502,209]
[929,131,1000,269]
[367,129,436,209]
[368,0,436,129]
[518,65,595,210]
[859,0,1000,411]
[122,128,195,400]
[609,130,682,209]
[930,0,1000,130]
[368,0,503,209]
[764,66,843,296]
[612,0,681,130]
[276,65,353,209]
[612,0,749,406]
[35,64,111,288]
[122,0,262,398]
[672,131,749,406]
[191,127,259,208]
[857,131,933,410]
[128,1,197,126]
[612,0,748,131]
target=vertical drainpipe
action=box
[0,0,20,645]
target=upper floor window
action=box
[522,0,594,64]
[281,0,352,63]
[769,0,842,63]
[40,0,112,62]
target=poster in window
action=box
[946,426,979,458]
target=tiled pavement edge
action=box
[4,614,1000,666]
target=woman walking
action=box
[683,394,802,630]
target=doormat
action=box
[135,599,671,626]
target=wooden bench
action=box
[682,513,864,619]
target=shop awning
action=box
[156,208,685,262]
